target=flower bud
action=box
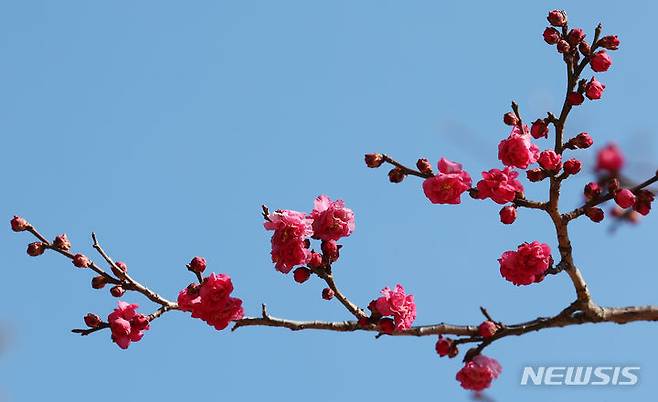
[563,158,582,175]
[293,267,311,283]
[530,119,549,139]
[567,92,584,106]
[91,275,107,289]
[308,251,323,269]
[547,10,567,27]
[52,234,71,251]
[584,182,601,200]
[567,28,586,45]
[416,158,433,175]
[378,317,395,335]
[598,35,620,50]
[585,77,605,100]
[585,207,605,223]
[574,132,593,149]
[538,150,562,172]
[634,190,654,216]
[503,112,519,126]
[131,314,150,331]
[112,261,128,277]
[27,242,46,256]
[321,240,340,263]
[557,40,571,54]
[10,216,29,232]
[542,27,561,45]
[188,256,207,274]
[365,153,384,168]
[84,313,102,328]
[388,167,405,183]
[499,206,517,225]
[478,321,498,339]
[322,287,335,300]
[110,285,125,297]
[614,189,637,209]
[435,336,452,357]
[578,41,591,56]
[448,344,459,358]
[72,254,91,268]
[526,168,547,182]
[590,50,612,72]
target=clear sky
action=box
[2,1,657,401]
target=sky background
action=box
[1,1,657,401]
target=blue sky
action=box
[1,1,657,401]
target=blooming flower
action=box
[498,125,540,169]
[373,284,416,331]
[499,241,552,286]
[310,195,355,241]
[422,158,472,204]
[178,273,244,331]
[108,301,150,349]
[476,167,524,204]
[456,355,502,391]
[264,210,313,273]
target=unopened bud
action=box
[364,153,384,168]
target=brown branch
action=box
[314,269,367,319]
[91,233,177,308]
[564,173,658,221]
[72,322,109,336]
[26,226,120,285]
[381,154,433,179]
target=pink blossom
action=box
[310,195,355,241]
[108,301,150,349]
[476,167,524,204]
[422,158,472,205]
[373,284,416,331]
[264,210,313,273]
[178,273,244,331]
[498,125,540,169]
[596,143,624,172]
[456,355,502,391]
[499,241,552,286]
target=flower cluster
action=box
[178,273,244,330]
[263,210,313,273]
[499,241,552,286]
[264,195,355,280]
[108,302,150,349]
